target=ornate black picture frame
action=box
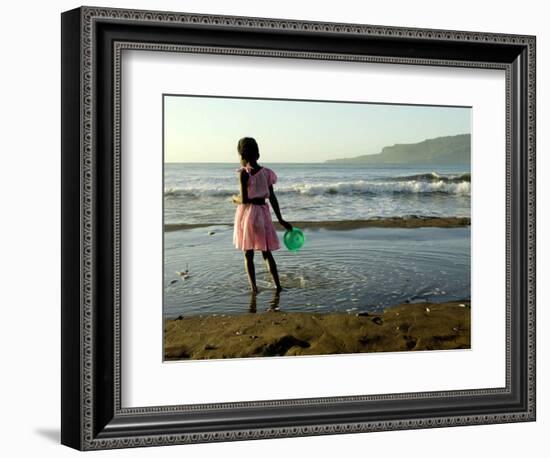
[61,6,536,450]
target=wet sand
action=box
[164,301,470,361]
[165,216,470,232]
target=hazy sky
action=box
[164,95,471,163]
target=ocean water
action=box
[163,163,470,317]
[164,163,470,226]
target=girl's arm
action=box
[269,186,292,231]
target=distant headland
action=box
[325,134,471,165]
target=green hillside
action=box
[325,134,471,165]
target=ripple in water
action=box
[163,226,470,318]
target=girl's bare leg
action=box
[262,251,282,292]
[244,250,258,293]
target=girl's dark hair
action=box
[237,137,260,164]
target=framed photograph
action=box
[61,6,536,450]
[162,95,473,361]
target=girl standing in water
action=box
[232,137,292,294]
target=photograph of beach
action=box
[163,95,471,361]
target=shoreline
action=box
[165,216,470,232]
[164,300,471,361]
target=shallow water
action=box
[163,226,470,318]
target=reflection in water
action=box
[248,290,281,313]
[248,292,257,313]
[268,291,281,311]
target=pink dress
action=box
[233,166,281,252]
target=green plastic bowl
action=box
[283,228,305,252]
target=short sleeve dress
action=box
[233,166,281,252]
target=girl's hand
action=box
[232,195,242,205]
[280,220,293,231]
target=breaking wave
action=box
[388,172,470,183]
[164,173,470,198]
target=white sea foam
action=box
[164,178,471,197]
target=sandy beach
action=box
[164,300,470,360]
